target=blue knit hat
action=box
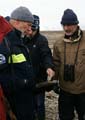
[61,9,79,25]
[32,15,40,30]
[10,6,34,23]
[5,16,10,21]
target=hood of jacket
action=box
[0,16,13,43]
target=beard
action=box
[65,30,73,36]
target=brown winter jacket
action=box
[53,30,85,94]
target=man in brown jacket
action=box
[53,9,85,120]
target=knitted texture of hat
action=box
[32,15,40,30]
[11,6,34,23]
[61,9,79,25]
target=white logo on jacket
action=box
[0,54,6,64]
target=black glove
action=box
[53,81,60,94]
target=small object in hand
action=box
[47,76,52,81]
[35,80,58,92]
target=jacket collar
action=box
[6,29,23,46]
[64,26,83,43]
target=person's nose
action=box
[27,28,33,35]
[29,30,32,35]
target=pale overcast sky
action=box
[0,0,85,30]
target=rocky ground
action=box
[45,91,59,120]
[45,91,78,120]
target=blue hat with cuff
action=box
[61,9,79,25]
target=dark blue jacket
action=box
[0,29,35,95]
[24,31,54,83]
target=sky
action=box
[0,0,85,30]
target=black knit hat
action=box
[61,9,79,25]
[32,15,40,30]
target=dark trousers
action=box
[16,91,34,120]
[7,89,34,120]
[58,89,85,120]
[33,92,45,120]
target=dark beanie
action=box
[32,15,40,30]
[61,9,79,25]
[10,6,34,23]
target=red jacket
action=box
[0,16,12,43]
[0,85,6,120]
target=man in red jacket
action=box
[0,16,12,120]
[0,16,17,120]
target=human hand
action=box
[46,68,55,80]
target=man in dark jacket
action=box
[24,15,55,120]
[0,6,35,120]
